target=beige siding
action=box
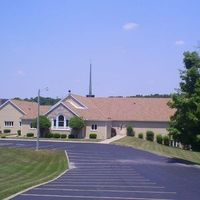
[0,103,23,134]
[21,119,37,137]
[111,121,169,138]
[85,121,108,140]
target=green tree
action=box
[168,51,200,150]
[126,126,135,136]
[69,116,85,138]
[32,116,51,137]
[69,116,85,130]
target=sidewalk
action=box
[99,134,126,144]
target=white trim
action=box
[51,128,71,131]
[70,95,88,109]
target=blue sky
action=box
[0,0,199,98]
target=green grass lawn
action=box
[0,147,67,199]
[112,136,200,165]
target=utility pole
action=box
[36,89,40,151]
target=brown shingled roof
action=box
[67,94,175,122]
[11,99,50,119]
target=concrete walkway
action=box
[99,135,126,144]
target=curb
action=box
[4,150,71,200]
[0,138,102,144]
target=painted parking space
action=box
[11,142,176,200]
[0,140,200,199]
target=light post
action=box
[36,89,40,151]
[36,87,48,151]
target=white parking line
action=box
[34,188,176,194]
[45,184,165,189]
[20,193,174,200]
[0,143,13,146]
[58,178,150,182]
[65,174,142,177]
[53,181,156,185]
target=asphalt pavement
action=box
[0,139,200,200]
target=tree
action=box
[168,51,200,150]
[69,116,85,138]
[69,116,85,130]
[32,116,51,137]
[126,126,135,136]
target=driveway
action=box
[0,140,200,200]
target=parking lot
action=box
[0,139,200,200]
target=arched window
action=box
[58,115,64,127]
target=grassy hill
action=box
[0,148,67,199]
[112,136,200,165]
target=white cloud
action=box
[123,22,139,31]
[175,40,185,45]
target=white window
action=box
[52,115,69,129]
[58,115,64,127]
[66,120,69,127]
[30,122,34,128]
[4,121,14,127]
[91,124,97,131]
[53,119,56,127]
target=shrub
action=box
[61,134,67,139]
[45,133,53,138]
[89,133,97,139]
[68,134,75,139]
[138,133,143,139]
[3,129,11,134]
[26,133,34,137]
[156,134,163,144]
[111,128,117,137]
[163,135,170,146]
[146,130,154,141]
[53,133,61,138]
[126,126,135,137]
[17,130,21,136]
[1,136,6,138]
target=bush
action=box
[126,126,135,137]
[111,128,117,137]
[3,129,11,134]
[138,133,143,139]
[1,136,6,138]
[53,133,61,138]
[61,134,67,139]
[68,134,75,139]
[89,133,97,139]
[146,130,154,141]
[17,130,21,136]
[163,135,170,146]
[45,133,53,138]
[156,134,163,144]
[26,133,34,137]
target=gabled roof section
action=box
[45,102,79,117]
[0,99,50,119]
[64,94,87,109]
[0,99,26,115]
